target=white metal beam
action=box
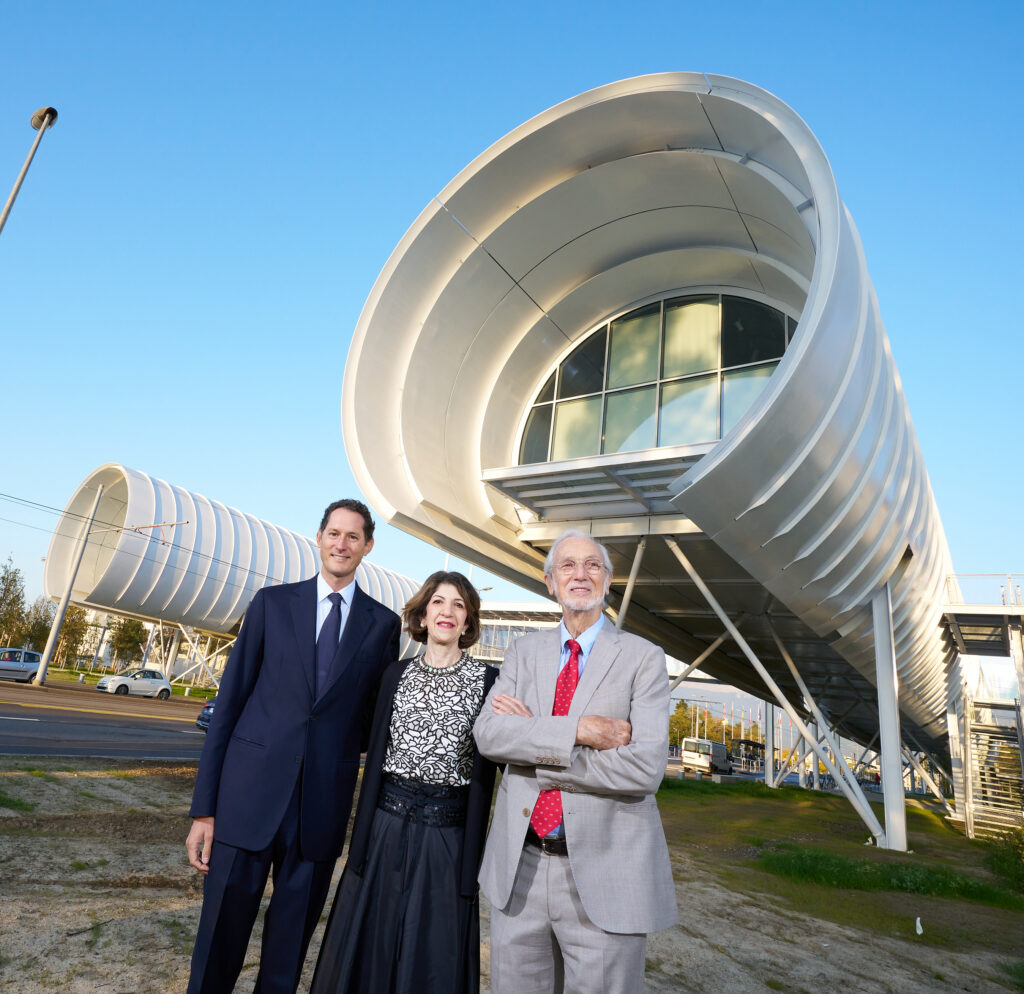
[665,535,887,845]
[766,618,884,830]
[615,537,647,630]
[872,584,908,851]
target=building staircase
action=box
[961,694,1024,838]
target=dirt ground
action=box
[0,758,1020,994]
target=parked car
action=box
[195,697,217,732]
[96,668,172,699]
[0,648,41,683]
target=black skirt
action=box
[310,775,479,994]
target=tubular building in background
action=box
[342,73,968,849]
[43,463,421,676]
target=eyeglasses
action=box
[554,559,606,576]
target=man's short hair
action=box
[403,571,482,649]
[543,529,613,577]
[319,499,375,542]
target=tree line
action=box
[0,557,150,669]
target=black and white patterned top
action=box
[383,652,488,786]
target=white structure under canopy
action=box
[343,73,963,844]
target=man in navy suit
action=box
[185,499,402,994]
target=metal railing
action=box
[945,573,1024,607]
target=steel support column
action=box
[665,537,887,843]
[903,749,954,816]
[763,702,775,789]
[616,537,646,630]
[35,484,103,685]
[872,583,908,851]
[767,618,883,826]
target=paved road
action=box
[0,678,208,760]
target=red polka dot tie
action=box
[530,638,581,838]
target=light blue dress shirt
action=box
[557,614,604,678]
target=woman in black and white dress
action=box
[309,571,497,994]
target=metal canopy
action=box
[342,73,961,758]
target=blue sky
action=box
[1,1,1021,612]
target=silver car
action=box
[96,668,172,699]
[0,648,42,682]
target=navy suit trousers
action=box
[187,780,335,994]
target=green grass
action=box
[757,846,1024,910]
[985,828,1024,893]
[656,776,1024,955]
[0,789,33,812]
[1001,960,1024,991]
[23,767,57,783]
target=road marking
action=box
[0,699,198,725]
[0,716,40,722]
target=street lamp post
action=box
[0,106,58,238]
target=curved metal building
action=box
[343,73,961,841]
[43,464,420,648]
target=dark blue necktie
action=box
[316,592,342,697]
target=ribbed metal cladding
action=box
[43,464,420,651]
[670,200,956,740]
[342,72,958,743]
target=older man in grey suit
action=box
[474,529,678,994]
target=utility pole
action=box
[0,107,58,237]
[34,485,103,685]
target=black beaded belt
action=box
[525,826,568,856]
[378,773,468,828]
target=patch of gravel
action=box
[0,761,1020,993]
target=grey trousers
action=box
[490,843,647,994]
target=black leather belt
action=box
[525,826,568,855]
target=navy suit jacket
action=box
[189,576,401,862]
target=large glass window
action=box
[722,364,777,434]
[557,327,606,399]
[520,293,793,464]
[604,386,657,454]
[663,296,718,377]
[551,396,602,460]
[607,304,660,389]
[659,375,719,446]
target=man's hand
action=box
[186,816,215,874]
[491,694,533,717]
[576,715,631,750]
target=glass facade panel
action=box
[519,404,552,464]
[663,296,718,377]
[721,296,785,368]
[603,386,657,454]
[520,293,790,464]
[607,304,660,389]
[659,375,719,446]
[722,363,777,435]
[557,328,606,399]
[551,396,602,460]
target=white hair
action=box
[542,529,613,577]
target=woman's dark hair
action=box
[403,571,481,649]
[319,499,375,541]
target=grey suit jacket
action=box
[474,621,678,934]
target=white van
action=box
[681,737,732,775]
